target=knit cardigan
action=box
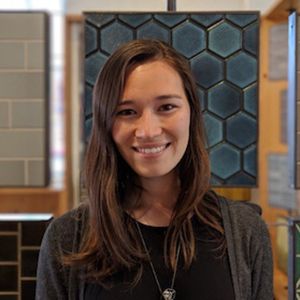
[36,197,273,300]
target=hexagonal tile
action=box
[227,112,257,148]
[137,20,169,42]
[210,143,240,179]
[203,112,223,148]
[190,14,223,27]
[118,14,151,28]
[244,22,258,55]
[85,13,114,28]
[244,144,256,176]
[100,21,133,54]
[226,14,258,27]
[207,82,241,119]
[85,84,93,117]
[154,14,187,27]
[85,52,107,85]
[85,24,98,55]
[226,52,257,88]
[208,22,242,58]
[244,84,257,116]
[191,51,224,89]
[172,21,206,58]
[197,87,206,111]
[210,175,222,185]
[227,172,255,185]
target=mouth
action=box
[133,143,170,154]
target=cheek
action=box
[111,121,133,156]
[111,121,124,145]
[176,111,190,141]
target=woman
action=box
[36,39,273,300]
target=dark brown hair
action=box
[67,39,225,285]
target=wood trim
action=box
[0,188,60,195]
[264,0,299,21]
[64,15,83,211]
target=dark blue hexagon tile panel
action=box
[84,12,259,187]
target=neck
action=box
[132,172,180,226]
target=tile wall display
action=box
[0,12,50,187]
[288,12,300,189]
[268,153,297,210]
[0,214,52,299]
[269,23,288,80]
[84,12,259,187]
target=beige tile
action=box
[297,132,300,161]
[27,42,44,69]
[0,13,45,39]
[297,71,300,100]
[12,101,44,128]
[297,163,300,188]
[0,160,24,186]
[0,42,24,69]
[0,72,44,98]
[28,160,45,186]
[297,103,300,132]
[0,131,44,157]
[0,102,9,128]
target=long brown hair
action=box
[68,39,225,284]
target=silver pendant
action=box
[162,288,176,300]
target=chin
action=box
[134,167,176,180]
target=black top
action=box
[84,216,235,300]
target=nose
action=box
[134,111,162,139]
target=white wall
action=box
[66,0,279,14]
[66,0,166,14]
[177,0,243,11]
[243,0,277,13]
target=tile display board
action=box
[288,217,300,300]
[268,153,297,210]
[0,12,49,187]
[269,23,288,80]
[84,12,259,187]
[288,12,300,189]
[0,215,52,299]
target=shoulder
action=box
[42,204,89,253]
[218,196,270,248]
[220,197,262,219]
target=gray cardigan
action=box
[36,197,273,300]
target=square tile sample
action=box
[0,216,52,298]
[0,12,50,187]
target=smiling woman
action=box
[36,40,273,300]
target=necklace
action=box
[135,221,180,300]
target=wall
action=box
[66,0,280,14]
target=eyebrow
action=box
[118,94,183,106]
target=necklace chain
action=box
[135,221,180,299]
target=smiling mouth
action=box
[133,143,170,154]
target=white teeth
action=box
[136,145,166,154]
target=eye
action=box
[116,109,136,116]
[159,104,177,112]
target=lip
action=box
[132,143,171,157]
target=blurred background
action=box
[0,0,298,299]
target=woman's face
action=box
[112,60,190,181]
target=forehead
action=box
[124,60,183,88]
